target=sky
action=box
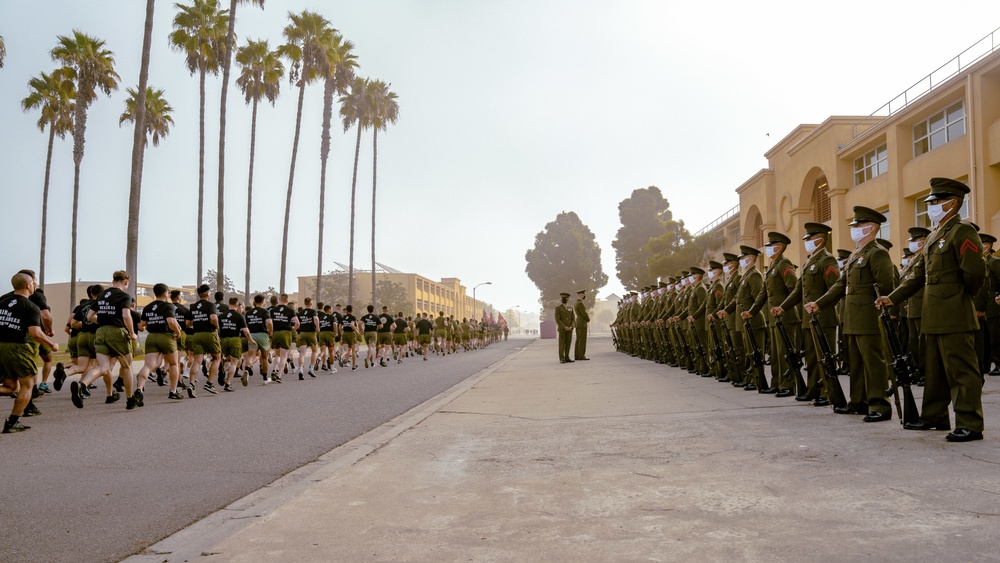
[2,0,999,316]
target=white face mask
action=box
[908,240,921,253]
[804,239,820,254]
[850,225,870,243]
[901,258,910,267]
[740,257,753,270]
[927,202,949,225]
[688,276,696,285]
[708,271,717,280]
[765,245,778,258]
[724,264,735,274]
[837,260,847,269]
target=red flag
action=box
[482,310,488,323]
[489,312,496,324]
[498,313,507,328]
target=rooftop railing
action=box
[852,26,1000,138]
[693,203,739,237]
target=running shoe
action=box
[308,370,316,378]
[38,383,52,394]
[134,389,144,407]
[187,386,196,399]
[2,420,30,433]
[223,384,234,392]
[156,368,165,387]
[105,392,120,404]
[53,363,66,391]
[241,369,248,387]
[168,390,184,400]
[299,373,304,381]
[23,403,40,417]
[217,370,226,386]
[126,397,137,410]
[204,382,219,395]
[113,377,124,393]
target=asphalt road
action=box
[0,338,529,563]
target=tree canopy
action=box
[524,211,608,313]
[611,186,670,291]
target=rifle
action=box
[808,313,847,410]
[718,317,745,385]
[874,285,920,426]
[708,318,727,381]
[743,317,771,391]
[689,320,709,376]
[674,322,695,373]
[774,317,808,397]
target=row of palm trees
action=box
[12,1,399,309]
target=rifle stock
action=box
[774,317,807,397]
[809,314,847,410]
[743,317,770,390]
[874,285,920,426]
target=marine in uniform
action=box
[877,178,986,441]
[737,246,773,392]
[717,252,744,385]
[902,227,930,385]
[982,234,1000,375]
[808,207,896,421]
[761,232,800,397]
[775,223,840,406]
[555,293,575,363]
[573,290,590,360]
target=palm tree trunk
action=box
[39,125,55,290]
[316,78,334,304]
[347,120,362,308]
[279,81,306,293]
[69,96,88,309]
[125,0,155,298]
[370,127,378,310]
[217,0,239,294]
[197,65,207,285]
[244,96,258,304]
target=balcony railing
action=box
[693,203,739,237]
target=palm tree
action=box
[235,39,283,302]
[120,86,174,147]
[315,32,357,304]
[125,0,156,294]
[339,76,372,308]
[276,10,338,293]
[216,0,264,293]
[22,69,76,290]
[367,79,399,309]
[0,35,6,68]
[51,31,120,307]
[169,0,229,285]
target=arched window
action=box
[812,177,831,223]
[753,214,763,248]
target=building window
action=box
[853,145,887,186]
[812,177,831,222]
[877,210,891,241]
[913,100,965,157]
[914,194,970,228]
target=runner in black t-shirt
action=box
[136,283,184,400]
[376,306,394,367]
[245,294,272,382]
[392,312,408,364]
[317,304,338,373]
[72,271,138,410]
[295,297,319,379]
[331,304,345,366]
[186,284,221,396]
[218,297,250,390]
[340,305,360,370]
[415,312,435,360]
[18,273,55,397]
[267,294,299,383]
[360,305,380,369]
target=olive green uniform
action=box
[781,249,840,400]
[573,299,590,360]
[554,301,575,362]
[761,255,799,392]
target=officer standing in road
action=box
[903,227,930,385]
[737,246,772,392]
[807,206,895,422]
[774,223,840,406]
[573,290,590,361]
[555,292,575,363]
[876,178,986,441]
[761,232,799,397]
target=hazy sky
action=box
[2,1,998,314]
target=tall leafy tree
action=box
[277,9,335,293]
[169,0,229,285]
[51,31,120,307]
[524,211,608,314]
[0,35,6,68]
[119,86,174,147]
[367,79,398,309]
[339,76,372,308]
[315,32,357,304]
[22,69,76,289]
[125,0,156,297]
[647,228,723,281]
[611,186,670,291]
[216,0,264,292]
[235,39,283,301]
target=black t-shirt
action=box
[141,301,176,334]
[216,301,229,314]
[190,299,218,333]
[29,289,50,311]
[95,287,131,328]
[377,313,393,333]
[415,318,434,335]
[297,308,318,332]
[271,304,296,331]
[0,293,42,344]
[318,312,334,332]
[130,309,141,332]
[174,303,193,335]
[393,316,408,335]
[71,301,88,336]
[360,314,379,333]
[341,314,356,332]
[245,306,270,334]
[331,311,344,329]
[219,310,247,338]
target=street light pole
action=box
[472,281,492,323]
[512,305,520,335]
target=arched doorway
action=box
[812,176,831,223]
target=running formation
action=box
[1,273,504,434]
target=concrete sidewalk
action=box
[130,337,1000,562]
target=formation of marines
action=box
[0,271,504,434]
[612,178,1000,443]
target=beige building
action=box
[697,30,1000,267]
[297,262,494,321]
